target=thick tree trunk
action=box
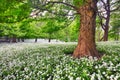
[73,0,100,58]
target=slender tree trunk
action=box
[9,37,12,43]
[12,36,17,43]
[102,0,110,41]
[6,36,10,43]
[103,9,110,41]
[18,38,20,42]
[21,38,24,42]
[103,28,109,41]
[48,38,51,43]
[35,38,37,42]
[73,0,100,58]
[48,34,51,43]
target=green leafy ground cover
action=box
[0,42,120,80]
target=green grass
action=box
[0,42,120,80]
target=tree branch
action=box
[110,5,120,12]
[46,1,77,10]
[31,6,77,18]
[101,0,108,11]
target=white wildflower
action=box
[68,76,73,80]
[76,77,81,80]
[91,73,95,80]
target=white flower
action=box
[68,76,73,80]
[25,75,29,79]
[91,73,95,80]
[102,72,106,75]
[24,67,29,72]
[76,77,81,80]
[114,75,119,80]
[110,75,114,80]
[96,74,101,80]
[95,66,98,69]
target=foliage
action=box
[0,42,120,80]
[73,0,85,7]
[0,0,31,23]
[109,20,120,40]
[109,11,120,40]
[39,17,69,41]
[0,0,119,41]
[0,0,32,40]
[0,23,21,37]
[53,16,80,42]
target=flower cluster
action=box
[0,42,120,80]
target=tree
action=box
[29,0,101,58]
[0,0,31,42]
[109,22,120,40]
[67,16,79,42]
[41,18,65,42]
[97,0,120,41]
[109,11,120,40]
[29,21,45,42]
[73,0,100,58]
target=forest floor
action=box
[0,41,120,80]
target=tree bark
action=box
[103,10,110,41]
[73,0,100,58]
[103,28,109,41]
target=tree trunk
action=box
[73,0,100,58]
[35,38,37,42]
[101,0,110,41]
[48,38,51,43]
[48,34,51,43]
[18,38,20,42]
[12,37,17,43]
[21,38,24,42]
[103,29,109,41]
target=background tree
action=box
[41,17,66,42]
[97,0,120,41]
[0,0,31,42]
[109,11,120,40]
[29,0,101,58]
[63,16,79,42]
